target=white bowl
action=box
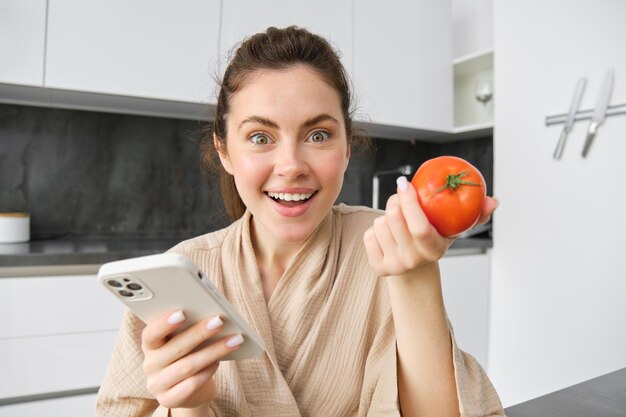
[0,213,30,243]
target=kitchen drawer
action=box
[0,275,124,338]
[0,331,117,399]
[0,394,97,417]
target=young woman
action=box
[96,26,504,417]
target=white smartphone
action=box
[97,252,265,361]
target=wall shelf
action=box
[453,50,494,72]
[454,50,494,131]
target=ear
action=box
[214,133,234,175]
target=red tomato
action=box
[410,156,486,238]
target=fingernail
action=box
[226,334,245,348]
[206,316,223,331]
[167,310,185,325]
[396,176,408,192]
[493,196,500,209]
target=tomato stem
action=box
[434,170,482,194]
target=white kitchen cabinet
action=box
[1,1,461,137]
[219,0,353,78]
[0,0,47,86]
[45,0,220,103]
[0,275,124,338]
[440,252,490,369]
[353,0,453,132]
[0,275,123,407]
[451,0,493,60]
[0,331,118,398]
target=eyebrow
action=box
[237,113,340,132]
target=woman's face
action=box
[216,65,350,243]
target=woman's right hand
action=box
[141,310,244,410]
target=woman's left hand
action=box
[363,176,498,278]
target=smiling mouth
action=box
[265,191,317,207]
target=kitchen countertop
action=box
[0,237,183,268]
[0,236,492,270]
[505,367,626,417]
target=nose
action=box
[274,142,309,178]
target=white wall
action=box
[490,0,626,407]
[451,0,492,58]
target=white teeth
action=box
[267,191,314,201]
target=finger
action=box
[372,215,397,257]
[149,331,237,393]
[154,333,244,398]
[363,226,383,271]
[384,194,413,249]
[476,196,498,226]
[142,309,188,351]
[149,358,219,398]
[396,176,449,257]
[155,363,218,409]
[144,315,225,374]
[395,176,434,237]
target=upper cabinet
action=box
[219,0,353,78]
[353,0,453,132]
[451,0,493,59]
[0,0,460,137]
[45,0,220,103]
[0,0,47,86]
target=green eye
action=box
[250,133,270,145]
[309,131,330,143]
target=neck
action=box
[250,219,305,272]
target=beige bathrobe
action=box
[96,204,505,417]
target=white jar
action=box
[0,213,30,243]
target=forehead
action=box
[228,66,344,125]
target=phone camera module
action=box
[127,283,142,291]
[107,280,122,288]
[119,290,134,297]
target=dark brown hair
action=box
[200,25,372,221]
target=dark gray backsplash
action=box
[0,104,225,239]
[0,103,492,239]
[366,136,493,209]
